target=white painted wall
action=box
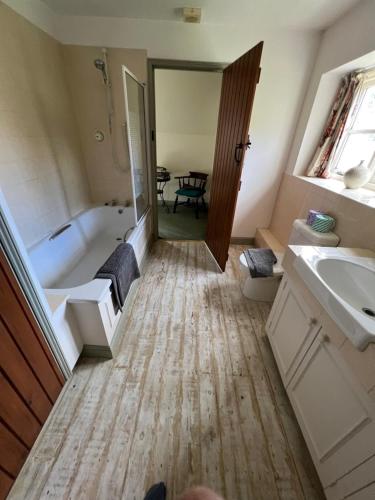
[155,69,222,201]
[285,0,375,177]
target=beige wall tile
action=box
[62,45,147,205]
[0,3,90,248]
[270,174,375,251]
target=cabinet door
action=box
[288,331,375,489]
[266,277,320,386]
[325,454,375,500]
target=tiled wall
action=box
[270,174,375,250]
[0,4,90,248]
[62,45,147,205]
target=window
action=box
[330,72,375,186]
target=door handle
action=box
[234,136,252,165]
[234,143,243,164]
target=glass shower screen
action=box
[123,67,149,223]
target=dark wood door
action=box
[205,42,263,271]
[0,249,64,499]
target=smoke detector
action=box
[183,7,202,23]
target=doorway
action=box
[148,61,224,240]
[149,44,263,269]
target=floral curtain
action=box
[306,72,361,178]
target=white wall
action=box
[155,69,222,201]
[285,0,375,177]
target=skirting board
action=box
[81,344,113,359]
[230,237,255,245]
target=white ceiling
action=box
[41,0,362,30]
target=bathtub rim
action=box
[43,205,151,300]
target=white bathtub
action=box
[28,205,152,364]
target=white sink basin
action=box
[294,248,375,350]
[316,259,375,314]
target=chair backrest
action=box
[185,171,208,190]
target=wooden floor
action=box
[10,241,324,500]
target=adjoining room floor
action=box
[10,241,324,500]
[158,202,208,240]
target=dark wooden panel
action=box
[0,469,13,499]
[0,318,52,423]
[0,422,28,478]
[206,42,263,271]
[0,371,41,448]
[0,255,64,401]
[0,247,65,497]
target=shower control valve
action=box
[94,130,105,142]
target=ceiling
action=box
[41,0,362,30]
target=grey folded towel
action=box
[94,243,140,311]
[244,248,277,278]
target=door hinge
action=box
[151,130,155,141]
[238,180,242,191]
[257,67,261,84]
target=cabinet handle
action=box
[319,332,330,343]
[309,318,317,327]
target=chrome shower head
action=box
[94,58,108,84]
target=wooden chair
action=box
[173,171,208,219]
[156,166,171,213]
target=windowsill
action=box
[296,176,375,209]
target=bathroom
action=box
[0,1,375,499]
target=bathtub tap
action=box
[104,199,118,207]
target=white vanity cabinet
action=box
[267,272,375,499]
[266,276,321,386]
[325,454,375,500]
[287,328,375,489]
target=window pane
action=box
[335,133,375,175]
[352,85,375,130]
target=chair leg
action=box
[195,198,199,219]
[173,196,179,213]
[202,196,207,210]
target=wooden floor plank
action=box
[9,241,324,500]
